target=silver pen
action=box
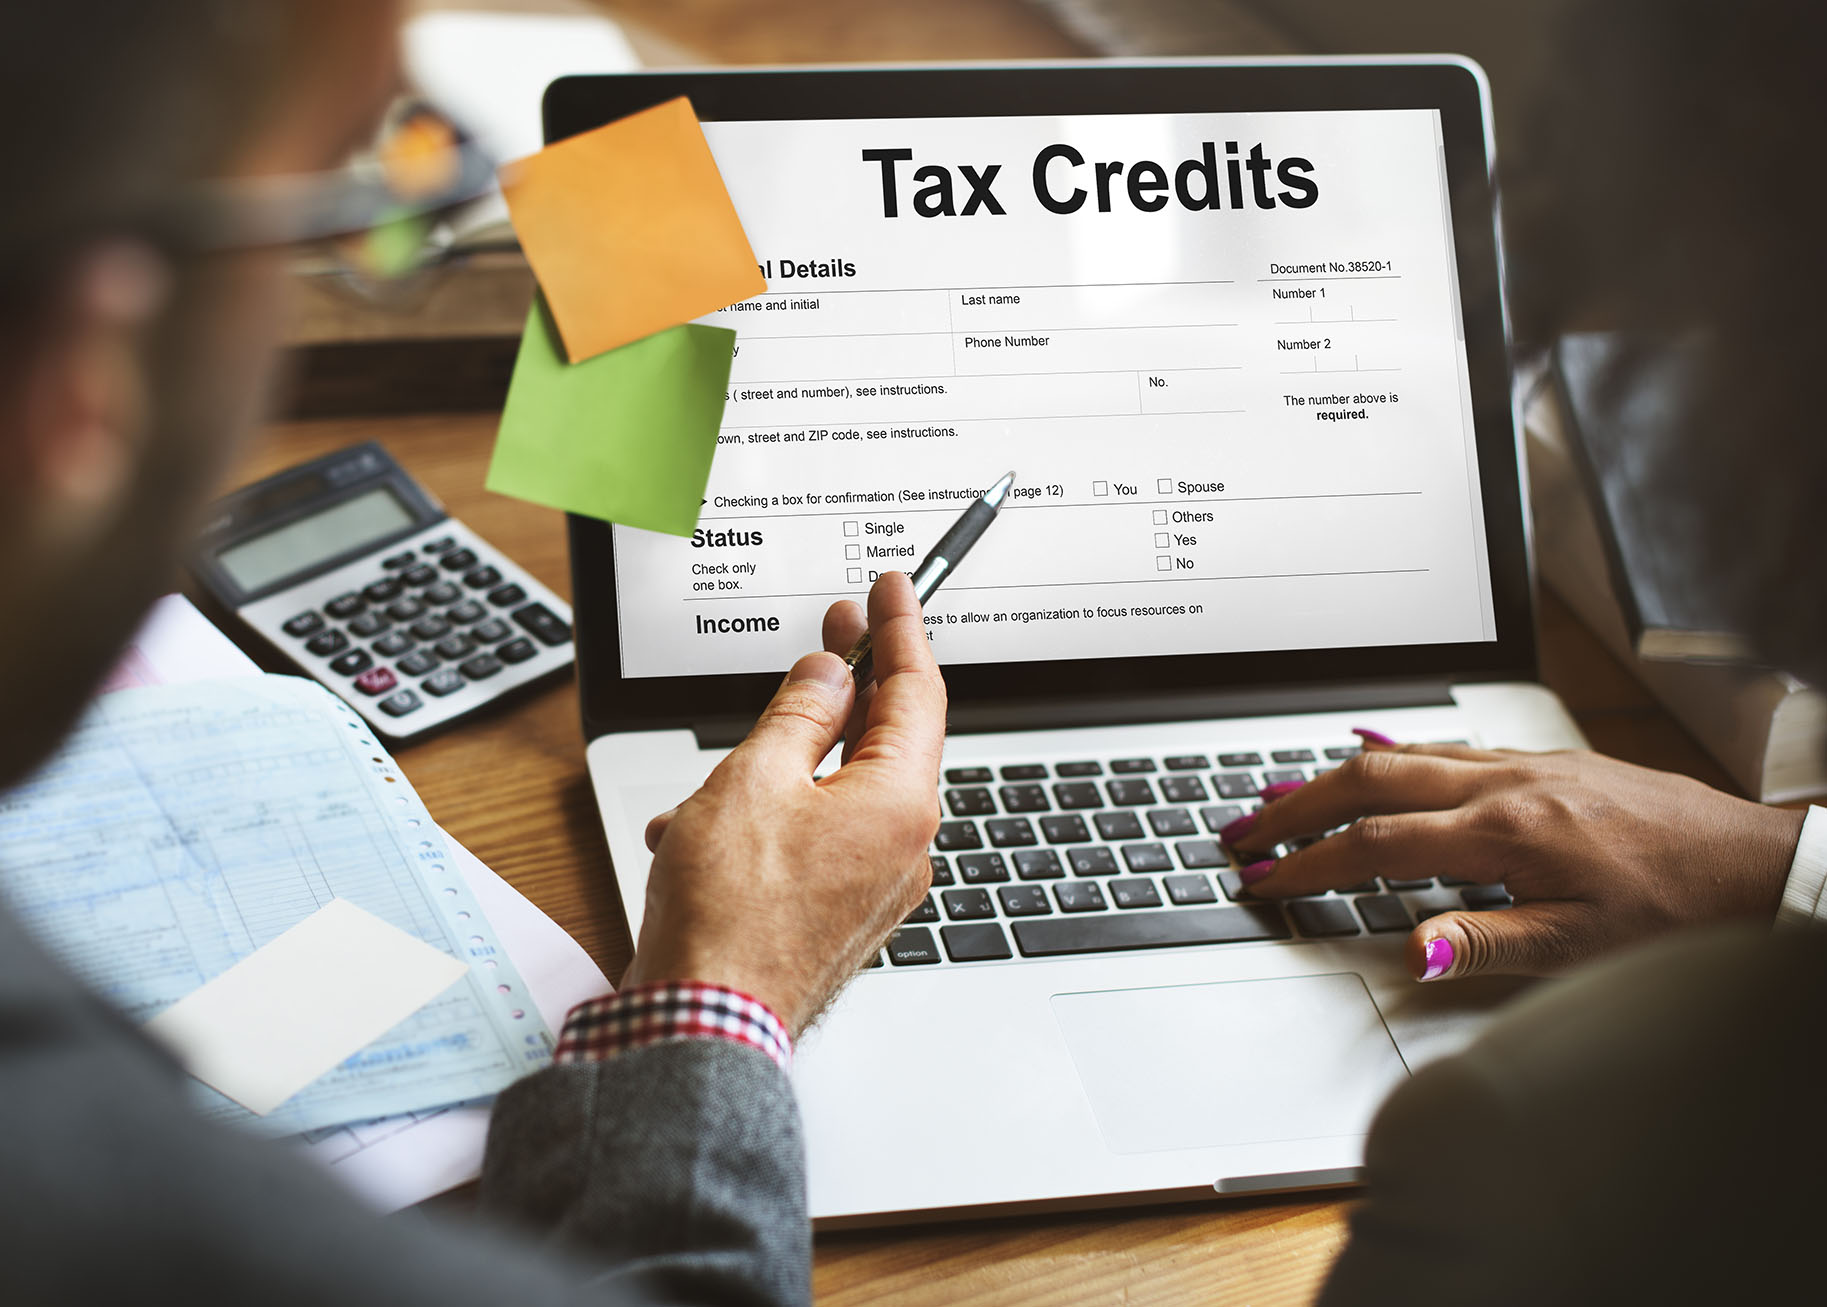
[842,470,1016,684]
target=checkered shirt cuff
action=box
[553,982,793,1073]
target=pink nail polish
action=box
[1420,937,1455,981]
[1258,779,1305,801]
[1353,727,1398,748]
[1219,811,1259,844]
[1239,860,1277,886]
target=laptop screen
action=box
[610,107,1495,681]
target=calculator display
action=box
[216,487,415,591]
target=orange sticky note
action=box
[499,97,767,363]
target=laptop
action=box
[556,58,1586,1224]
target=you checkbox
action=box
[1093,481,1109,497]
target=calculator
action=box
[190,442,574,740]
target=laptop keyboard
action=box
[875,745,1511,968]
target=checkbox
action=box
[1156,555,1172,572]
[1157,477,1173,494]
[1093,481,1109,497]
[1154,532,1169,548]
[1152,509,1167,525]
[845,544,861,560]
[847,567,864,584]
[843,520,859,537]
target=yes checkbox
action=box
[1093,481,1109,497]
[847,568,864,584]
[1156,555,1172,572]
[1152,509,1168,525]
[1154,533,1169,548]
[1157,478,1174,494]
[843,520,860,537]
[845,544,861,559]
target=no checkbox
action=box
[1156,555,1172,572]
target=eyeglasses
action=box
[169,98,499,297]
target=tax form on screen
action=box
[611,109,1496,678]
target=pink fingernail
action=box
[1258,779,1305,801]
[1353,727,1398,748]
[1239,860,1277,886]
[1219,811,1259,844]
[1420,937,1455,981]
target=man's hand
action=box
[620,573,945,1036]
[1225,738,1806,982]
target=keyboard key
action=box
[423,669,464,697]
[1324,746,1361,760]
[471,618,511,643]
[1110,757,1157,774]
[1164,873,1218,905]
[1039,815,1091,844]
[281,611,323,638]
[1338,881,1380,894]
[463,564,502,590]
[447,599,485,625]
[945,767,992,784]
[943,888,994,920]
[387,597,425,621]
[1052,781,1102,810]
[1174,839,1226,869]
[434,633,474,660]
[1054,761,1102,777]
[1164,754,1210,771]
[410,616,450,641]
[512,602,572,646]
[1385,877,1435,891]
[1271,749,1316,764]
[1013,904,1290,957]
[998,784,1050,814]
[1218,752,1263,767]
[1068,846,1119,876]
[941,923,1012,962]
[1054,881,1107,913]
[945,787,996,817]
[422,536,457,554]
[1414,906,1450,921]
[1147,807,1197,837]
[1355,895,1412,933]
[487,582,527,608]
[1000,763,1048,781]
[329,649,371,676]
[382,550,418,570]
[344,611,386,640]
[439,547,478,571]
[998,885,1052,917]
[363,578,403,603]
[459,653,503,681]
[497,637,538,664]
[1159,774,1209,803]
[397,650,439,677]
[353,666,397,696]
[1439,875,1475,887]
[865,952,883,969]
[378,689,421,717]
[1111,877,1163,909]
[888,927,941,965]
[1214,773,1258,799]
[957,853,1009,884]
[1200,804,1246,833]
[1461,884,1513,910]
[1121,843,1172,873]
[1262,769,1307,788]
[1013,849,1065,880]
[927,855,954,887]
[305,629,348,657]
[1105,778,1156,807]
[324,592,364,619]
[1094,811,1145,841]
[423,581,461,606]
[1216,870,1256,901]
[986,818,1037,848]
[403,564,439,587]
[904,895,939,924]
[1289,899,1360,937]
[374,631,414,657]
[933,821,982,851]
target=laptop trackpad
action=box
[1052,973,1409,1155]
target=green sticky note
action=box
[486,295,734,536]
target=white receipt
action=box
[146,900,468,1116]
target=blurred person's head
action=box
[0,1,400,790]
[1507,0,1827,686]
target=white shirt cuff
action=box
[1777,806,1827,928]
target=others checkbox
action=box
[1157,477,1174,494]
[843,520,859,537]
[1156,555,1172,572]
[847,567,864,584]
[1093,480,1109,497]
[1152,509,1168,525]
[1154,532,1170,548]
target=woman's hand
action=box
[1223,735,1806,982]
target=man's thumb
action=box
[1406,901,1598,982]
[729,651,855,778]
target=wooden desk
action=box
[239,410,1741,1306]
